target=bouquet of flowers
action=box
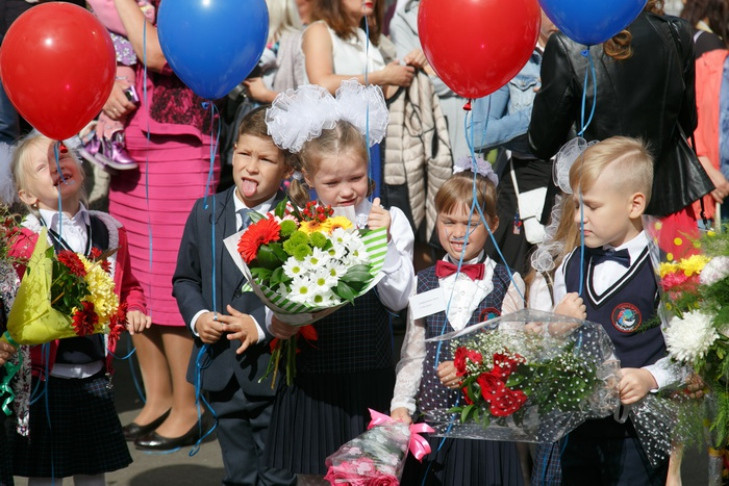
[325,409,433,485]
[424,309,620,443]
[2,227,126,348]
[645,218,729,447]
[224,199,388,385]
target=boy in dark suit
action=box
[173,106,296,486]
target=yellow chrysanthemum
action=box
[678,254,710,277]
[80,256,119,326]
[659,261,679,279]
[322,216,353,234]
[298,220,325,235]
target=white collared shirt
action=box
[38,204,91,254]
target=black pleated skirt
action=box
[13,373,132,478]
[266,368,395,475]
[400,435,525,486]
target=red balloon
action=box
[0,3,115,140]
[418,0,541,99]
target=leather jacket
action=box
[529,12,713,216]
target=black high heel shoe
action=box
[122,409,171,441]
[134,419,203,451]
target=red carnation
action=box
[58,250,86,277]
[491,352,524,379]
[90,247,111,273]
[237,216,281,264]
[72,301,98,336]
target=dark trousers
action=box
[561,419,668,486]
[209,380,296,486]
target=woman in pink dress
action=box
[103,0,219,450]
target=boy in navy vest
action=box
[551,136,680,485]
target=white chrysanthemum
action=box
[310,290,339,307]
[288,276,315,304]
[304,248,332,269]
[311,269,339,292]
[700,256,729,286]
[344,238,367,263]
[324,260,348,280]
[330,227,356,245]
[324,240,346,260]
[664,310,719,363]
[282,257,305,279]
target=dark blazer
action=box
[173,187,282,397]
[528,12,713,216]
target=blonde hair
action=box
[288,120,371,207]
[266,0,302,44]
[11,132,86,212]
[434,171,498,224]
[569,136,654,203]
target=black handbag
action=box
[646,124,714,217]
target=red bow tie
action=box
[435,260,485,281]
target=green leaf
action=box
[249,211,265,224]
[270,242,289,262]
[251,267,272,281]
[335,281,356,303]
[461,404,475,423]
[254,245,284,269]
[270,267,286,287]
[274,198,290,219]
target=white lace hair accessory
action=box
[453,155,499,186]
[266,79,389,153]
[0,142,16,205]
[530,193,565,273]
[553,137,598,194]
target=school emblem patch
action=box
[611,303,642,333]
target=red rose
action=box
[491,352,524,379]
[489,388,528,417]
[454,347,483,377]
[476,372,506,402]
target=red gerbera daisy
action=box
[237,216,281,264]
[58,250,86,277]
[72,301,98,336]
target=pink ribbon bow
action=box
[367,409,434,461]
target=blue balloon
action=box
[157,0,269,100]
[539,0,647,46]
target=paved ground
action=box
[13,334,711,485]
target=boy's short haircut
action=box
[569,136,654,203]
[434,171,498,223]
[238,104,299,170]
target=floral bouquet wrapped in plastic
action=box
[644,217,729,447]
[424,309,620,443]
[325,409,433,485]
[3,227,126,347]
[225,199,387,325]
[224,199,388,385]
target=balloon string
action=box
[53,142,65,236]
[578,49,597,137]
[363,13,373,200]
[142,16,154,320]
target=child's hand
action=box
[554,292,586,320]
[271,315,299,339]
[436,360,461,389]
[196,311,226,344]
[0,341,17,367]
[218,305,260,355]
[619,367,657,405]
[391,407,413,425]
[368,197,392,240]
[126,310,152,335]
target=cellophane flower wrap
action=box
[224,199,387,386]
[423,309,620,443]
[233,200,387,324]
[644,217,729,448]
[325,409,431,485]
[3,227,126,347]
